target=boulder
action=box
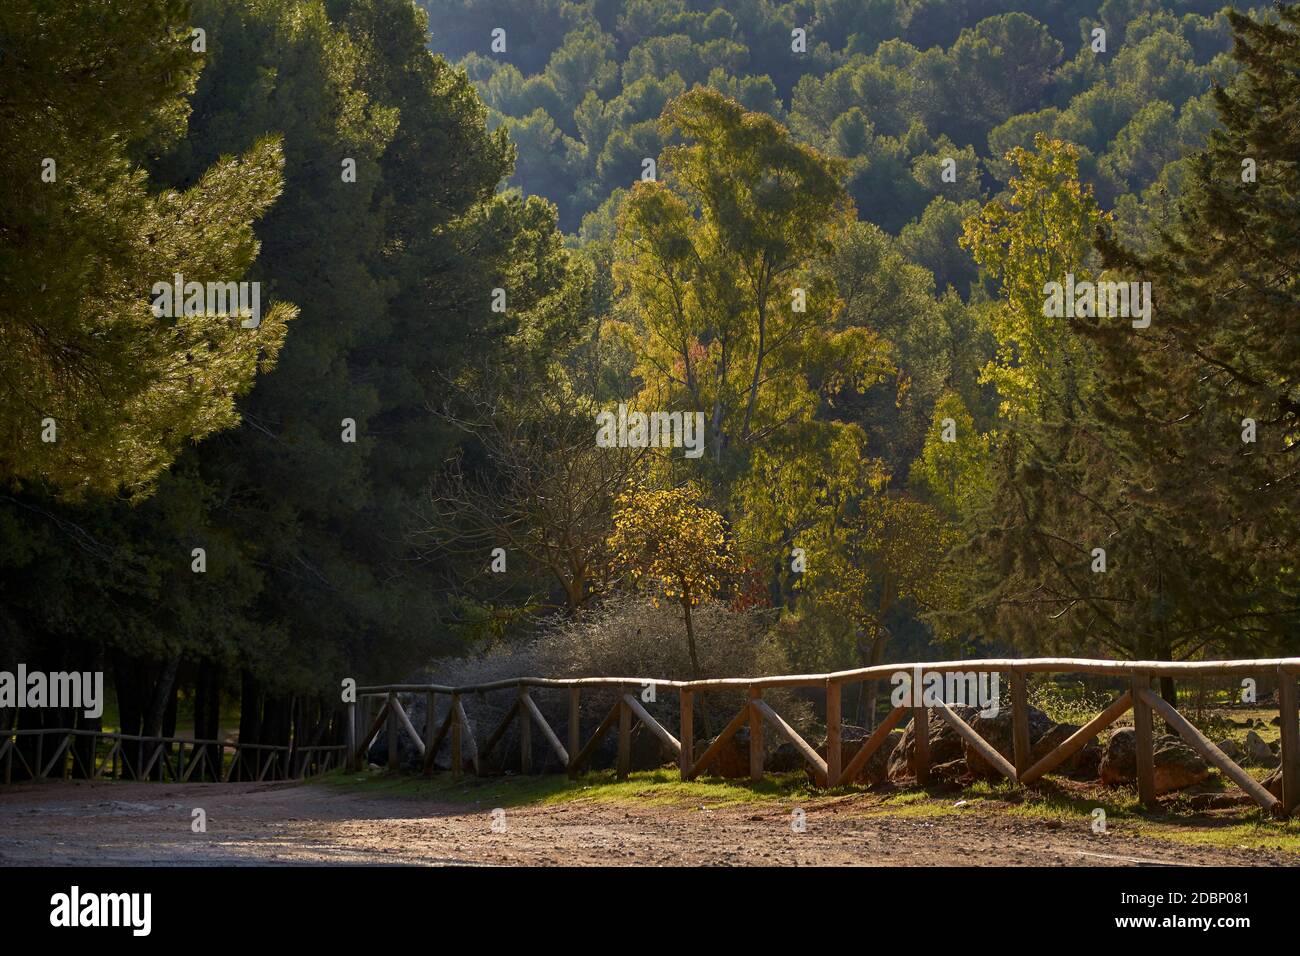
[806,726,901,786]
[367,696,430,771]
[1099,728,1210,793]
[1028,721,1102,779]
[696,727,750,778]
[1188,792,1255,811]
[628,722,676,771]
[1244,730,1274,766]
[962,704,1055,778]
[929,758,971,783]
[1216,738,1244,763]
[1152,741,1213,793]
[1261,766,1284,800]
[767,742,804,773]
[888,706,974,782]
[695,729,818,778]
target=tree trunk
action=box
[238,669,262,780]
[194,661,222,781]
[144,656,179,737]
[863,627,891,730]
[1158,632,1177,734]
[70,642,101,779]
[682,599,701,679]
[682,599,712,737]
[112,650,143,736]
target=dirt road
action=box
[0,779,1293,866]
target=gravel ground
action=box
[0,779,1294,866]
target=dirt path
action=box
[0,779,1291,866]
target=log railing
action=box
[351,657,1300,817]
[0,727,345,784]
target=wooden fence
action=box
[0,727,345,784]
[351,657,1300,817]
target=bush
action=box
[407,597,811,772]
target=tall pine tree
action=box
[1091,5,1300,656]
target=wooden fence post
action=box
[1279,666,1299,816]
[568,687,581,778]
[450,693,462,777]
[345,699,357,772]
[748,687,764,782]
[825,681,841,789]
[422,691,436,776]
[518,685,532,774]
[1011,670,1030,780]
[679,689,694,779]
[1131,674,1157,807]
[355,699,368,769]
[385,692,399,771]
[913,693,930,786]
[616,689,631,780]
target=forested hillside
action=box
[421,0,1297,677]
[424,0,1235,246]
[1,0,1296,756]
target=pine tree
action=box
[1090,5,1300,655]
[0,0,294,496]
[952,130,1277,672]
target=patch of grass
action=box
[1029,679,1124,726]
[991,783,1140,822]
[854,788,962,819]
[316,767,817,809]
[1133,818,1300,854]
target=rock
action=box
[1216,738,1244,762]
[367,702,427,771]
[1099,728,1210,794]
[1099,727,1141,787]
[888,706,974,782]
[1261,766,1284,800]
[628,723,676,771]
[929,758,970,783]
[1272,715,1282,727]
[697,727,749,778]
[695,729,812,778]
[1188,792,1255,811]
[767,742,803,773]
[1070,740,1103,780]
[1244,731,1274,766]
[1027,721,1102,779]
[1150,741,1212,793]
[962,704,1054,778]
[806,726,901,786]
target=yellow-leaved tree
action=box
[959,134,1108,418]
[607,483,739,677]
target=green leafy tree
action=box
[615,88,891,482]
[0,0,294,496]
[960,135,1107,417]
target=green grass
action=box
[319,766,818,809]
[947,778,1300,854]
[1132,818,1300,853]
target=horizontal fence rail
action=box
[350,657,1300,818]
[0,728,345,785]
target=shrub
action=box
[407,597,811,772]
